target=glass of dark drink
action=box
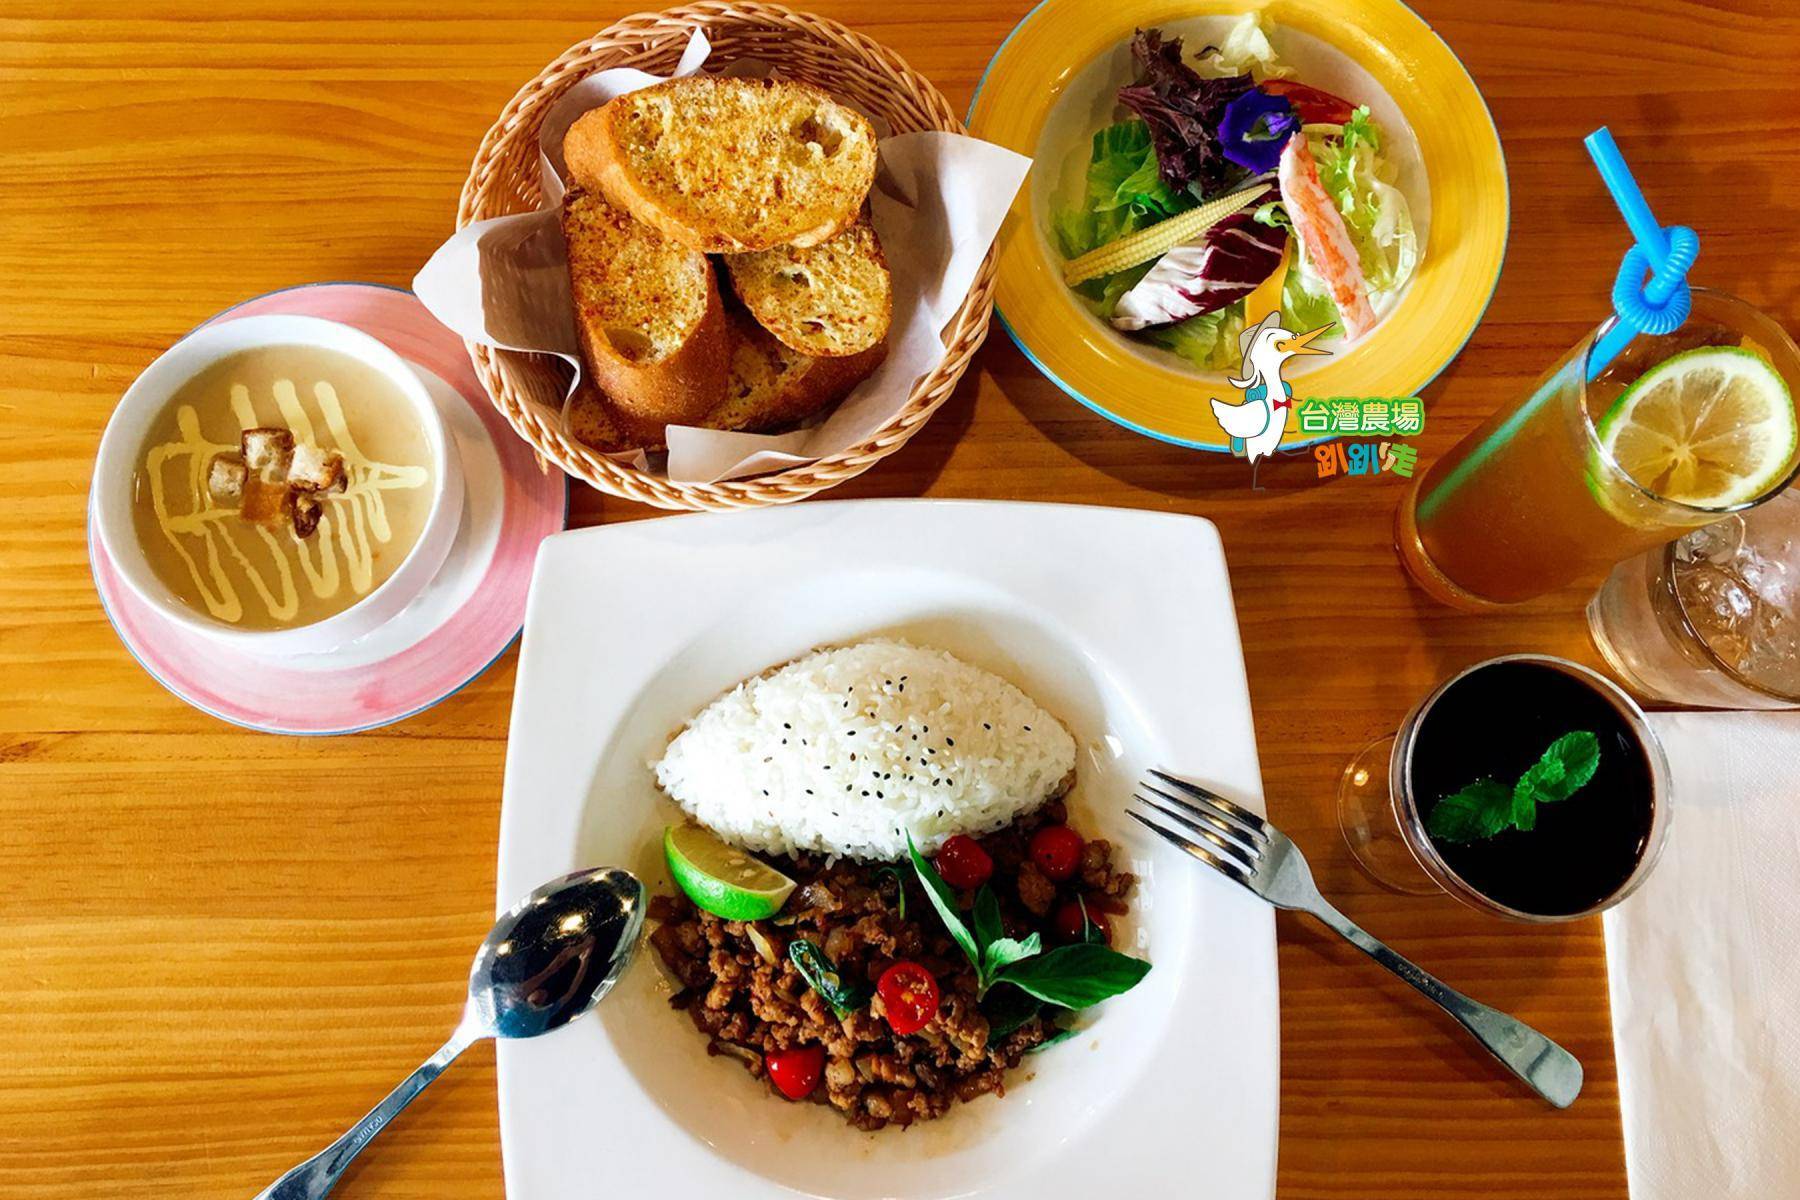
[1337,655,1670,921]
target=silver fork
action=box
[1131,769,1583,1109]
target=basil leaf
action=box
[983,933,1042,978]
[907,833,979,973]
[980,983,1042,1039]
[1426,778,1511,843]
[972,885,1003,953]
[788,939,865,1018]
[1027,1024,1080,1053]
[998,943,1151,1010]
[1537,731,1600,802]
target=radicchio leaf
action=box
[1115,28,1254,196]
[1112,211,1289,331]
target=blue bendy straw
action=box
[1584,127,1699,380]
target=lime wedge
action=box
[664,824,795,921]
[1596,346,1796,507]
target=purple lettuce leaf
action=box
[1115,28,1254,196]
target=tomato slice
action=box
[877,961,942,1036]
[1258,80,1356,127]
[766,1045,825,1100]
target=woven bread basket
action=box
[455,2,999,511]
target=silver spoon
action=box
[255,867,645,1200]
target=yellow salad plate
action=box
[970,0,1508,451]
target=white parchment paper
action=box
[1604,711,1800,1200]
[414,32,1030,484]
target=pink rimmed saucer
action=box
[88,283,568,735]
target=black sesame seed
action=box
[805,789,814,795]
[783,722,791,729]
[1024,725,1032,731]
[847,730,856,737]
[823,764,832,770]
[983,723,992,730]
[761,789,769,796]
[876,792,884,799]
[946,737,955,747]
[862,790,870,797]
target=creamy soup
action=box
[130,344,434,631]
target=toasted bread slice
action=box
[564,76,878,254]
[726,222,892,358]
[563,187,728,425]
[566,379,671,454]
[710,310,888,433]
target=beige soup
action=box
[131,344,435,630]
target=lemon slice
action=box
[664,824,795,921]
[1596,346,1796,507]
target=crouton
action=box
[206,454,248,506]
[288,443,347,493]
[241,476,288,526]
[242,427,294,478]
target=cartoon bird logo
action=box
[1210,312,1331,483]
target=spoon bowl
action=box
[468,867,646,1040]
[257,866,644,1200]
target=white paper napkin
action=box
[1604,711,1800,1200]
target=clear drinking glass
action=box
[1589,488,1800,708]
[1395,289,1800,609]
[1337,655,1671,922]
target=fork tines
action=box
[1129,769,1268,886]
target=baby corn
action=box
[1061,183,1273,286]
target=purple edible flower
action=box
[1218,89,1299,174]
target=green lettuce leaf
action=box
[1281,269,1340,338]
[1051,120,1200,315]
[1138,303,1247,371]
[1197,12,1292,81]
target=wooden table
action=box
[4,1,1791,1194]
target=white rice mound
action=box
[654,640,1078,861]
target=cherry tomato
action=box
[1052,899,1111,946]
[876,961,942,1036]
[1029,825,1084,882]
[934,834,993,890]
[1257,80,1356,127]
[766,1045,825,1100]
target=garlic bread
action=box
[564,76,877,254]
[726,222,892,358]
[562,187,729,425]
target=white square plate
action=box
[497,500,1279,1199]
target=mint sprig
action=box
[1427,730,1602,844]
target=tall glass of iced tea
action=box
[1396,289,1800,609]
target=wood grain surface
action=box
[4,1,1794,1195]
